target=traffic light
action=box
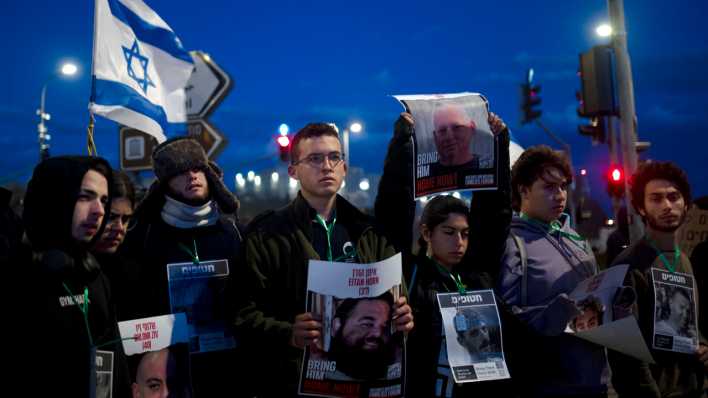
[578,45,616,117]
[520,68,542,124]
[606,165,625,199]
[578,116,606,144]
[277,135,290,162]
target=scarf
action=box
[161,195,218,228]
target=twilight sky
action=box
[2,0,706,209]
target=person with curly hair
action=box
[610,161,707,398]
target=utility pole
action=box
[606,116,623,219]
[37,84,51,162]
[608,0,643,243]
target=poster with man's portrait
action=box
[299,254,405,398]
[561,264,653,363]
[393,92,498,197]
[651,268,699,354]
[119,314,194,397]
[166,259,237,353]
[436,290,509,383]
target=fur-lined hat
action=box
[150,137,239,214]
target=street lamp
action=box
[595,23,613,37]
[342,121,363,168]
[342,121,363,191]
[37,61,79,161]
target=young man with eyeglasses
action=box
[236,122,414,397]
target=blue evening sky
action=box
[2,0,707,209]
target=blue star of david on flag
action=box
[122,39,155,94]
[90,0,194,143]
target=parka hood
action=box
[23,156,113,254]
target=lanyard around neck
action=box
[315,214,337,261]
[646,236,681,273]
[62,283,94,347]
[433,261,466,294]
[178,239,200,265]
[520,213,584,242]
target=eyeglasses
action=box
[292,152,345,167]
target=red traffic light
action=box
[606,166,625,199]
[277,135,290,148]
[610,168,622,182]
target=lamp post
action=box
[342,122,362,192]
[37,62,78,161]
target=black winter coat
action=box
[374,117,527,397]
[11,156,130,398]
[120,208,251,397]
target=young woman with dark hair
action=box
[375,111,527,397]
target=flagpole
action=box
[87,0,100,156]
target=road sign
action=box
[120,126,158,171]
[184,51,233,160]
[187,119,228,160]
[186,51,233,119]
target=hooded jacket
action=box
[497,213,608,397]
[11,156,130,398]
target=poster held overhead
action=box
[393,93,498,197]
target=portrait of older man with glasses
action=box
[235,122,414,396]
[430,102,488,176]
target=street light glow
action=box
[350,122,362,134]
[279,123,289,136]
[289,177,298,189]
[359,178,370,191]
[580,168,587,176]
[271,172,279,183]
[61,62,78,76]
[247,170,255,181]
[235,173,245,187]
[596,24,612,37]
[254,175,262,187]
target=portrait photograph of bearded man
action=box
[315,292,402,381]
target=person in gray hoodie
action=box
[496,145,609,398]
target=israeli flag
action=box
[89,0,194,142]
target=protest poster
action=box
[564,264,654,363]
[677,207,708,258]
[299,253,405,398]
[436,290,510,384]
[119,313,193,397]
[651,268,699,354]
[166,259,236,353]
[95,350,114,398]
[393,92,498,197]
